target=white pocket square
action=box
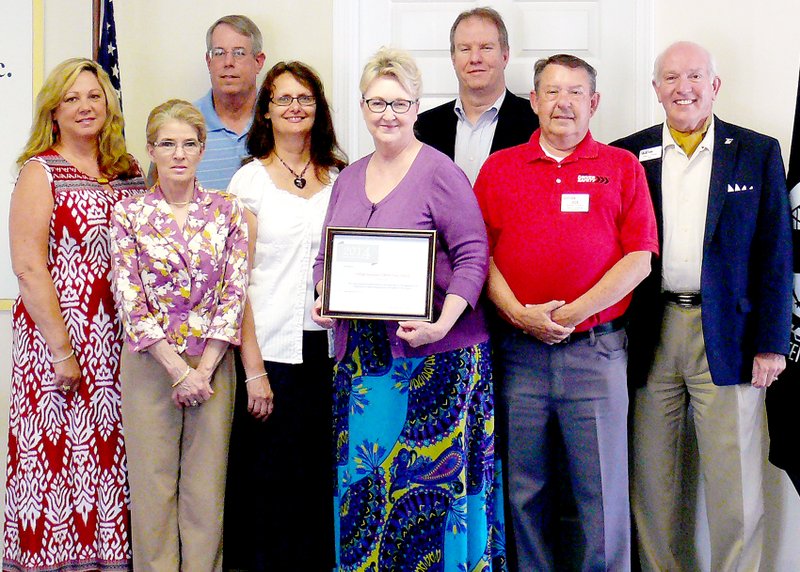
[727,183,754,193]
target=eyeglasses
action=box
[208,47,250,60]
[270,95,317,107]
[362,98,417,114]
[152,140,203,155]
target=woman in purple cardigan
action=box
[311,47,505,571]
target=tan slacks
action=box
[120,346,235,572]
[632,304,765,572]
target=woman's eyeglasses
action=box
[152,140,203,155]
[362,98,417,114]
[270,95,317,107]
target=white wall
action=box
[652,1,798,167]
[2,0,798,567]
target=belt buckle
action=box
[676,293,695,308]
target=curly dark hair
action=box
[246,61,347,182]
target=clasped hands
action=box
[172,366,213,409]
[512,300,578,345]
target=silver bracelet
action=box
[52,349,75,364]
[245,372,268,384]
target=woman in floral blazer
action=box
[110,99,248,572]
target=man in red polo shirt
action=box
[474,54,658,571]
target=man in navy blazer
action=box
[612,41,792,571]
[414,7,538,183]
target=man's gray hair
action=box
[206,15,263,54]
[652,41,718,85]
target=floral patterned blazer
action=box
[110,183,248,356]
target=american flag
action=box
[96,0,122,110]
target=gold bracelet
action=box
[171,366,192,388]
[244,372,268,384]
[52,349,75,364]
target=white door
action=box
[332,0,654,160]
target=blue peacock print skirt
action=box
[333,320,507,571]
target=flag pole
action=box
[92,0,101,60]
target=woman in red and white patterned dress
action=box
[3,58,145,571]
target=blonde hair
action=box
[359,46,422,100]
[146,99,207,146]
[17,58,135,178]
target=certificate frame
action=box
[320,227,436,321]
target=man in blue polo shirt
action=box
[196,15,265,189]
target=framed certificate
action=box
[320,227,436,321]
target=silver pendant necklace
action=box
[275,153,311,189]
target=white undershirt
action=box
[228,160,335,364]
[660,119,715,292]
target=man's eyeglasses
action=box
[362,98,417,114]
[208,47,250,61]
[152,140,203,155]
[270,95,317,107]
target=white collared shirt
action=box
[453,90,505,184]
[660,119,715,292]
[228,160,335,364]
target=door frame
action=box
[332,0,655,159]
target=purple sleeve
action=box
[428,158,489,308]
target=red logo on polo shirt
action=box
[577,174,609,184]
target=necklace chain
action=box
[275,153,311,189]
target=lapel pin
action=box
[725,138,733,145]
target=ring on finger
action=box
[190,399,200,407]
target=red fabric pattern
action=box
[3,150,144,571]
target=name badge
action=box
[561,194,589,212]
[639,146,662,162]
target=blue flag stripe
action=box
[96,0,122,110]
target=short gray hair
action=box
[652,41,717,85]
[449,7,509,55]
[533,54,597,94]
[359,46,422,100]
[206,15,263,55]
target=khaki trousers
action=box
[120,346,235,572]
[632,304,765,572]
